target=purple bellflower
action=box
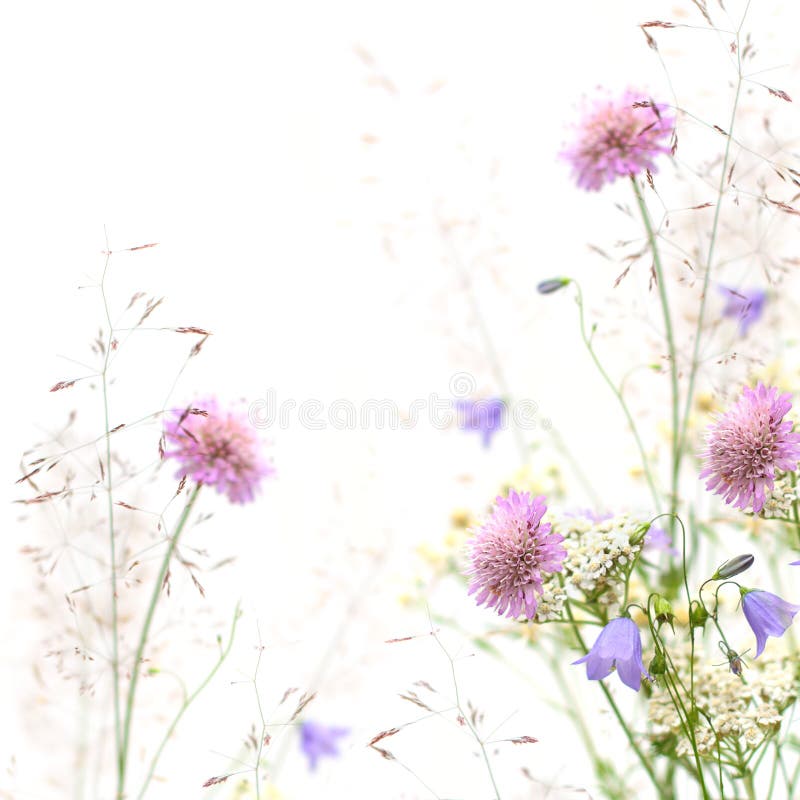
[572,617,651,691]
[741,589,800,658]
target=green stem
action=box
[117,483,202,798]
[136,603,241,799]
[735,741,757,800]
[630,178,680,528]
[565,604,663,797]
[790,472,800,550]
[573,282,661,509]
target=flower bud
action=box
[712,554,755,581]
[649,650,667,676]
[689,602,709,630]
[629,522,651,546]
[653,595,675,631]
[536,278,571,295]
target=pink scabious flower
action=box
[699,383,800,513]
[466,490,566,619]
[561,90,674,191]
[164,398,273,504]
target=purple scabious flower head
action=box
[466,490,566,619]
[454,397,506,448]
[299,720,349,771]
[719,286,766,336]
[164,397,274,504]
[561,90,674,191]
[699,383,800,513]
[572,617,651,691]
[741,589,800,658]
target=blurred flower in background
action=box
[720,286,767,336]
[299,720,350,771]
[164,397,274,503]
[561,89,674,191]
[644,525,679,558]
[454,397,506,448]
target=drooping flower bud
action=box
[649,649,667,676]
[711,554,755,581]
[653,595,675,631]
[536,278,571,295]
[689,602,709,630]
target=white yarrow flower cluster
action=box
[759,472,799,517]
[534,513,645,621]
[649,651,797,756]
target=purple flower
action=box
[164,397,274,504]
[572,617,651,691]
[644,525,679,558]
[299,720,349,771]
[741,589,800,658]
[790,560,800,566]
[699,383,800,513]
[454,397,506,448]
[720,286,766,336]
[561,90,674,191]
[567,508,613,523]
[466,490,566,619]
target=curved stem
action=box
[136,602,241,799]
[117,483,202,798]
[573,282,661,509]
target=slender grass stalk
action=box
[677,24,746,475]
[252,625,268,800]
[430,629,503,800]
[117,483,202,797]
[630,178,680,528]
[441,224,528,464]
[99,243,123,778]
[572,282,661,509]
[136,603,241,799]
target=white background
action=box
[2,1,800,798]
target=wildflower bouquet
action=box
[417,5,800,799]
